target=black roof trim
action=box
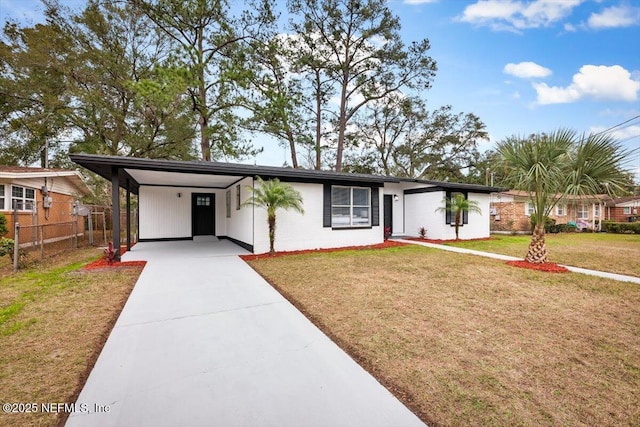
[391,176,503,193]
[69,153,390,193]
[68,153,503,194]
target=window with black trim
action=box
[236,184,241,210]
[444,191,469,226]
[11,185,35,211]
[0,185,4,210]
[226,190,231,217]
[331,186,371,227]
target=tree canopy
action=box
[497,129,630,264]
[1,0,492,185]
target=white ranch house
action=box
[70,154,500,255]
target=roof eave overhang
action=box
[69,154,389,195]
[0,170,92,197]
[391,176,504,194]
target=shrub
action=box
[602,221,640,234]
[418,226,427,239]
[0,237,28,266]
[0,213,7,236]
[104,241,117,264]
[384,227,391,240]
[531,215,555,233]
[0,237,14,258]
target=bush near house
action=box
[602,221,640,234]
[530,215,554,233]
[0,212,8,236]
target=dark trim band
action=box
[218,235,254,253]
[138,237,192,242]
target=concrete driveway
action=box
[66,240,424,427]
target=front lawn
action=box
[0,248,143,427]
[248,245,640,426]
[444,233,640,277]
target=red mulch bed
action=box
[404,237,494,244]
[239,240,407,261]
[506,260,569,273]
[81,245,147,270]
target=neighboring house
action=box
[490,190,611,233]
[70,154,501,254]
[605,196,640,223]
[0,166,92,242]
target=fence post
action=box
[13,222,19,272]
[40,224,44,259]
[88,208,94,245]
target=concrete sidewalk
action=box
[397,239,640,284]
[66,240,424,427]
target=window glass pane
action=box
[331,207,351,226]
[0,198,4,210]
[25,188,35,199]
[352,188,369,206]
[332,187,350,206]
[25,200,34,210]
[12,186,23,198]
[352,207,370,225]
[0,185,4,196]
[578,205,588,218]
[623,207,631,214]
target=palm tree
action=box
[497,129,629,264]
[436,193,482,240]
[243,176,304,255]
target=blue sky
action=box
[1,0,639,180]
[391,0,640,180]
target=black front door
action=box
[384,194,393,233]
[192,193,215,236]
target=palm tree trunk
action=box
[268,214,276,255]
[526,224,547,264]
[455,212,461,240]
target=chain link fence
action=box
[6,202,138,272]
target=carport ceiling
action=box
[126,169,243,189]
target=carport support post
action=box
[126,179,131,252]
[111,166,121,261]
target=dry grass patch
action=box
[0,247,142,427]
[447,233,640,277]
[249,245,640,427]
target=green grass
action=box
[0,247,142,427]
[248,244,640,426]
[0,259,98,336]
[445,233,640,277]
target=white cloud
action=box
[534,65,640,104]
[459,0,583,31]
[589,124,640,141]
[588,5,640,29]
[504,61,552,78]
[564,22,577,32]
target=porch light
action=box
[394,194,399,202]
